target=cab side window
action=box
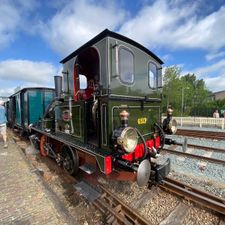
[148,62,157,89]
[119,47,134,84]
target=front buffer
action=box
[111,110,171,186]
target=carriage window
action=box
[148,62,157,89]
[119,47,134,84]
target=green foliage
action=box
[162,66,183,116]
[197,98,225,117]
[162,66,214,117]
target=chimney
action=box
[54,76,62,98]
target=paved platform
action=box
[0,138,71,225]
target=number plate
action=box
[137,118,147,125]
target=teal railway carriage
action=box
[8,88,55,132]
[31,29,176,186]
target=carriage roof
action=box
[9,87,55,98]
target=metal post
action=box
[181,87,189,118]
[182,137,187,152]
[181,88,184,117]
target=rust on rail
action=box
[176,129,225,140]
[160,177,225,215]
[163,147,225,165]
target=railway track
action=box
[160,177,225,215]
[163,146,225,165]
[175,142,225,153]
[12,130,225,224]
[12,132,151,225]
[176,129,225,140]
[93,185,150,225]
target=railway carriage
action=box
[7,88,55,132]
[31,29,176,186]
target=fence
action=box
[162,117,225,130]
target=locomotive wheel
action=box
[61,146,79,175]
[40,135,48,157]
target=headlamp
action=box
[117,127,138,153]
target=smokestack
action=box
[54,76,62,98]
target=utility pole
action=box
[181,87,189,117]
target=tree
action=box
[181,74,208,116]
[162,66,209,117]
[162,66,183,116]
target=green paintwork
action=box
[54,101,85,142]
[44,91,54,110]
[11,88,55,129]
[15,94,22,126]
[44,31,164,173]
[57,34,163,148]
[29,90,43,124]
[108,38,162,98]
[106,99,161,148]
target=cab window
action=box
[79,74,87,90]
[148,62,157,89]
[119,47,134,84]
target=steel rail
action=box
[33,152,151,225]
[36,156,151,224]
[176,129,225,140]
[163,147,225,165]
[175,143,225,153]
[160,177,225,215]
[93,185,151,225]
[13,129,150,224]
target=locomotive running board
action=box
[31,126,111,174]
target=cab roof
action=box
[60,29,163,64]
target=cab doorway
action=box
[75,47,100,146]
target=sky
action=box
[1,0,225,97]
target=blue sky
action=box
[1,0,225,96]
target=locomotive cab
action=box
[33,29,175,186]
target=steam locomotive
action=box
[10,29,177,186]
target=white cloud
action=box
[0,1,20,47]
[175,6,225,50]
[0,0,38,49]
[205,74,225,92]
[38,0,126,55]
[182,59,225,92]
[0,59,57,85]
[119,0,198,48]
[0,87,15,97]
[193,59,225,76]
[162,54,173,62]
[0,59,59,96]
[119,1,225,51]
[206,51,225,61]
[195,59,225,91]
